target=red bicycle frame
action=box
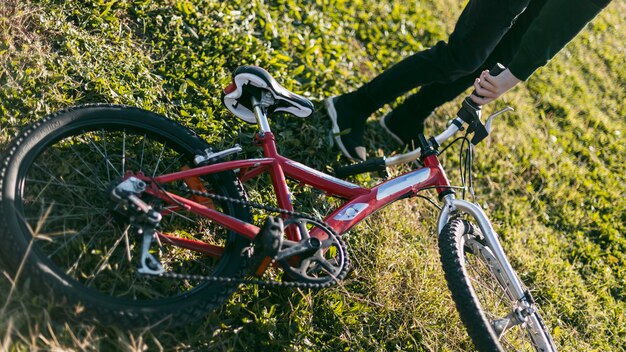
[139,130,453,260]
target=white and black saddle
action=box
[222,66,314,124]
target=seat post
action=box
[251,95,272,133]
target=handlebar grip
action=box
[471,63,506,99]
[335,157,386,178]
[488,63,506,76]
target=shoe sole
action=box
[379,113,405,145]
[324,97,362,161]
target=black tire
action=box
[439,218,556,351]
[0,104,252,329]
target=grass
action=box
[1,0,625,350]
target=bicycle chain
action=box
[147,186,350,290]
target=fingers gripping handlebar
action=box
[469,63,506,103]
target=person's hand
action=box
[470,68,521,105]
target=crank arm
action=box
[275,237,322,261]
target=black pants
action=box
[342,0,544,129]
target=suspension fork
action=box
[437,194,527,301]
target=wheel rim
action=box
[15,125,242,303]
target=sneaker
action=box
[379,112,405,145]
[379,111,430,149]
[324,96,367,161]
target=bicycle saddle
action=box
[222,66,314,124]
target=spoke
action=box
[477,271,510,314]
[66,136,112,190]
[86,133,122,179]
[162,207,198,224]
[501,338,518,349]
[64,229,101,276]
[24,178,95,191]
[23,176,53,206]
[468,262,504,299]
[25,210,107,222]
[500,329,531,350]
[152,141,167,177]
[123,225,132,262]
[29,163,104,214]
[23,200,106,211]
[465,244,511,310]
[102,128,111,183]
[467,259,509,320]
[122,129,127,175]
[43,220,107,259]
[140,133,147,171]
[158,153,189,176]
[39,154,99,194]
[85,227,129,287]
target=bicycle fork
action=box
[437,194,536,329]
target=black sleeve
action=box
[508,0,612,81]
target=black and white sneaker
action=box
[379,113,405,145]
[379,111,430,149]
[324,96,367,162]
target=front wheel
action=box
[439,218,556,351]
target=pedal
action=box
[249,216,284,277]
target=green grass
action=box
[1,0,625,350]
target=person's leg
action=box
[328,0,530,160]
[340,0,532,124]
[382,0,547,147]
[380,78,474,147]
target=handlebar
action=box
[334,157,387,179]
[335,63,508,178]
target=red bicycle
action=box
[0,65,555,351]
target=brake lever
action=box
[485,106,514,134]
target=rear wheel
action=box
[439,218,556,351]
[0,105,252,329]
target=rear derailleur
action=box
[110,176,165,275]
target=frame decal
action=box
[376,168,430,200]
[333,203,369,221]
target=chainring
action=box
[278,216,349,284]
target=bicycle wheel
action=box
[439,218,556,351]
[0,104,252,329]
